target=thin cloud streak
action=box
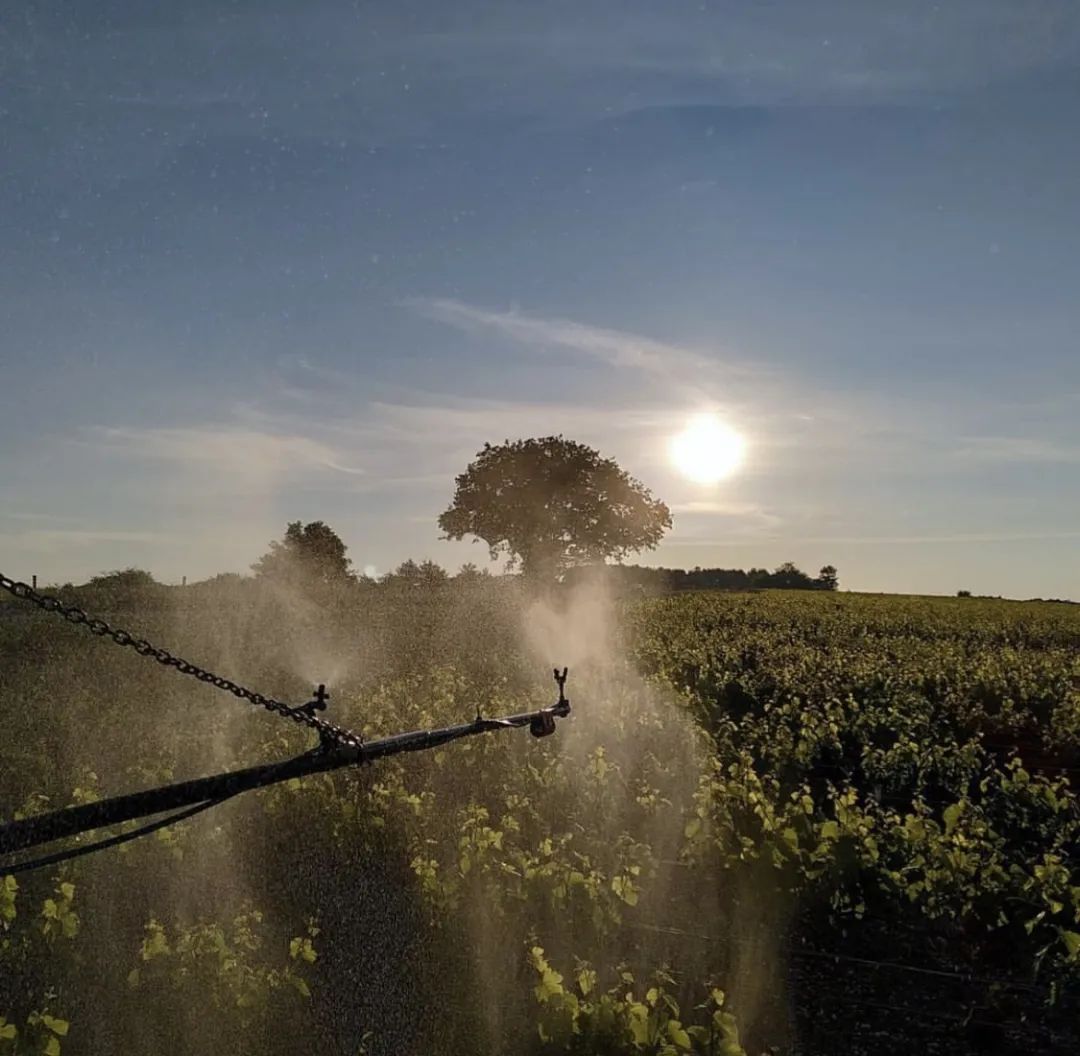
[0,512,80,524]
[366,397,666,439]
[85,426,366,478]
[1,528,180,549]
[953,436,1080,464]
[670,500,771,515]
[673,531,1080,547]
[668,504,784,538]
[405,297,765,404]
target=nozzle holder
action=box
[530,712,557,738]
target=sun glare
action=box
[670,414,747,484]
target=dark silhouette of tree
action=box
[455,562,491,582]
[75,568,163,607]
[438,436,672,582]
[252,521,353,586]
[380,559,448,588]
[572,561,838,594]
[771,562,814,589]
[380,558,421,585]
[419,559,449,584]
[86,568,157,592]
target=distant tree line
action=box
[49,523,837,606]
[563,561,839,594]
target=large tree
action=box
[251,521,353,586]
[438,436,672,581]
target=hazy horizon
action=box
[3,1,1078,599]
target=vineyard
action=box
[2,581,1079,1054]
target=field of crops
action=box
[2,582,1079,1054]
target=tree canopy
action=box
[438,436,672,581]
[63,567,165,607]
[379,559,449,588]
[86,568,157,592]
[251,521,353,586]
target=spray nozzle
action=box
[299,684,338,752]
[553,667,569,707]
[303,683,330,714]
[531,667,570,737]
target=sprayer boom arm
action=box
[0,696,571,860]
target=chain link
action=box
[0,573,362,749]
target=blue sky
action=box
[2,0,1078,598]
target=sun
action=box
[669,414,747,484]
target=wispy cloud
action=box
[1,528,179,550]
[11,0,1079,205]
[672,530,1080,547]
[0,511,79,524]
[405,297,763,400]
[668,499,784,537]
[953,436,1080,465]
[87,426,366,479]
[367,397,663,440]
[359,397,703,491]
[807,531,1080,545]
[670,499,780,519]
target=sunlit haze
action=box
[2,1,1078,599]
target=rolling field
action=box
[2,582,1079,1054]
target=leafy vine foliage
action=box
[2,577,1079,1053]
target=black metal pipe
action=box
[0,699,570,859]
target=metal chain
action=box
[0,573,362,748]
